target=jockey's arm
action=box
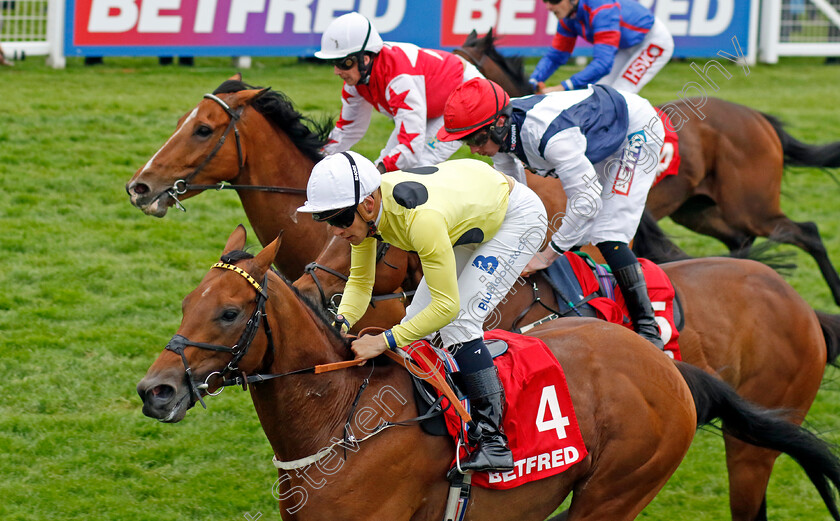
[565,3,621,90]
[376,74,428,172]
[335,237,378,328]
[388,210,460,347]
[530,22,575,86]
[324,84,374,154]
[544,130,603,251]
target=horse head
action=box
[458,29,533,98]
[137,225,283,422]
[126,74,270,217]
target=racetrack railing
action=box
[760,0,840,62]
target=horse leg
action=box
[763,218,840,306]
[669,197,755,252]
[723,437,777,521]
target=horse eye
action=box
[194,125,213,138]
[220,309,239,322]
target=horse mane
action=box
[220,249,347,345]
[213,79,331,164]
[468,33,532,95]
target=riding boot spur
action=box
[460,365,514,473]
[614,263,665,350]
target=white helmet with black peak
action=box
[315,12,384,60]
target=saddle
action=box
[523,252,683,359]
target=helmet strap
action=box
[488,104,513,145]
[356,20,374,84]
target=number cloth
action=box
[407,329,588,490]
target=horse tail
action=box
[762,113,840,168]
[631,211,692,263]
[816,311,840,366]
[676,361,840,520]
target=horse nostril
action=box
[151,384,174,401]
[131,182,150,195]
[140,383,175,405]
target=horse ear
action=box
[223,225,247,255]
[237,87,271,106]
[254,232,283,273]
[228,72,242,82]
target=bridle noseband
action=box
[164,93,307,212]
[164,261,274,409]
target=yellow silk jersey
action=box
[338,159,513,347]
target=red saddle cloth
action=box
[654,108,681,186]
[405,329,588,490]
[563,253,682,360]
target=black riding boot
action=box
[614,263,665,350]
[460,366,514,473]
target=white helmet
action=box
[315,12,384,60]
[297,152,381,215]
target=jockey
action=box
[298,152,547,473]
[437,78,666,350]
[531,0,674,94]
[314,12,484,173]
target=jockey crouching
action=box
[438,78,666,350]
[314,12,484,173]
[532,0,674,94]
[298,152,547,473]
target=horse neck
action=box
[234,112,330,277]
[248,274,369,460]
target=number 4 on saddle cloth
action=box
[525,251,683,360]
[405,330,588,491]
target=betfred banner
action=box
[66,0,755,58]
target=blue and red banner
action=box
[65,0,755,58]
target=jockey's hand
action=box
[332,314,351,336]
[522,248,561,278]
[376,162,387,174]
[542,84,566,94]
[528,79,546,94]
[351,333,389,363]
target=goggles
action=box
[333,55,358,71]
[313,206,358,228]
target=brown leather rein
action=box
[183,261,470,424]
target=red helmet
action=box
[437,78,511,142]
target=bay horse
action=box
[125,75,408,290]
[137,226,840,521]
[457,30,840,306]
[287,216,840,521]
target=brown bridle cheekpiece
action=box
[165,93,306,212]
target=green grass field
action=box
[1,54,839,520]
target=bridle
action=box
[159,258,464,469]
[163,260,370,411]
[165,93,307,212]
[164,261,274,409]
[303,242,416,315]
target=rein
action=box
[165,93,307,212]
[167,259,467,469]
[303,241,415,314]
[453,47,485,70]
